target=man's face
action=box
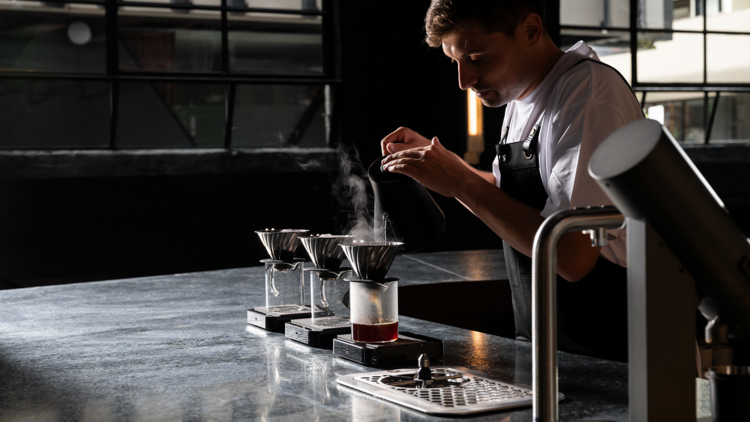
[441,23,534,108]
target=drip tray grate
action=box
[338,366,563,415]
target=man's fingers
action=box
[382,149,426,166]
[381,141,394,156]
[380,127,414,155]
[381,127,432,155]
[386,142,408,154]
[381,135,400,155]
[384,139,428,155]
[393,149,426,159]
[382,155,416,170]
[382,162,419,178]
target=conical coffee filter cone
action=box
[300,235,353,270]
[256,229,308,261]
[339,241,403,280]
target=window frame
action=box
[560,0,750,143]
[0,0,341,149]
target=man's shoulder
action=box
[554,58,636,105]
[546,57,642,122]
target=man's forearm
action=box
[456,174,600,282]
[454,159,496,215]
[458,176,543,255]
[459,153,496,185]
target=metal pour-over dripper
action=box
[339,241,403,280]
[300,234,354,270]
[256,229,309,261]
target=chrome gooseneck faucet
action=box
[531,206,624,422]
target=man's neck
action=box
[516,37,565,101]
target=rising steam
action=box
[292,144,374,240]
[333,147,373,240]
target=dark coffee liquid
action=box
[352,321,398,343]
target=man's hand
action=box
[380,127,432,156]
[381,137,475,198]
[380,134,598,282]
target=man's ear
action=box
[521,13,544,48]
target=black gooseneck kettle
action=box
[367,156,446,253]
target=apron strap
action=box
[522,111,545,159]
[495,120,512,158]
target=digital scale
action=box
[333,332,444,366]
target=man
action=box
[380,0,643,361]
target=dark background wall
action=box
[0,173,339,286]
[1,0,747,289]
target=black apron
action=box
[496,58,635,363]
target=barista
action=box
[380,0,643,361]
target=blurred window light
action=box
[648,105,665,125]
[468,89,481,136]
[560,0,750,144]
[465,89,484,165]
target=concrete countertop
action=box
[0,250,711,421]
[385,249,507,285]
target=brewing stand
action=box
[331,241,444,365]
[337,354,563,415]
[286,267,353,347]
[248,258,312,332]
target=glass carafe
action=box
[349,280,398,343]
[310,269,353,328]
[258,259,306,314]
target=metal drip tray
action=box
[338,366,564,415]
[378,370,468,389]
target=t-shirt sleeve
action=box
[540,65,642,219]
[538,64,642,266]
[555,102,632,216]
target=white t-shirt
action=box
[491,41,643,267]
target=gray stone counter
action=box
[386,249,507,285]
[0,250,710,421]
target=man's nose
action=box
[457,62,477,91]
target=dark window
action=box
[0,0,338,149]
